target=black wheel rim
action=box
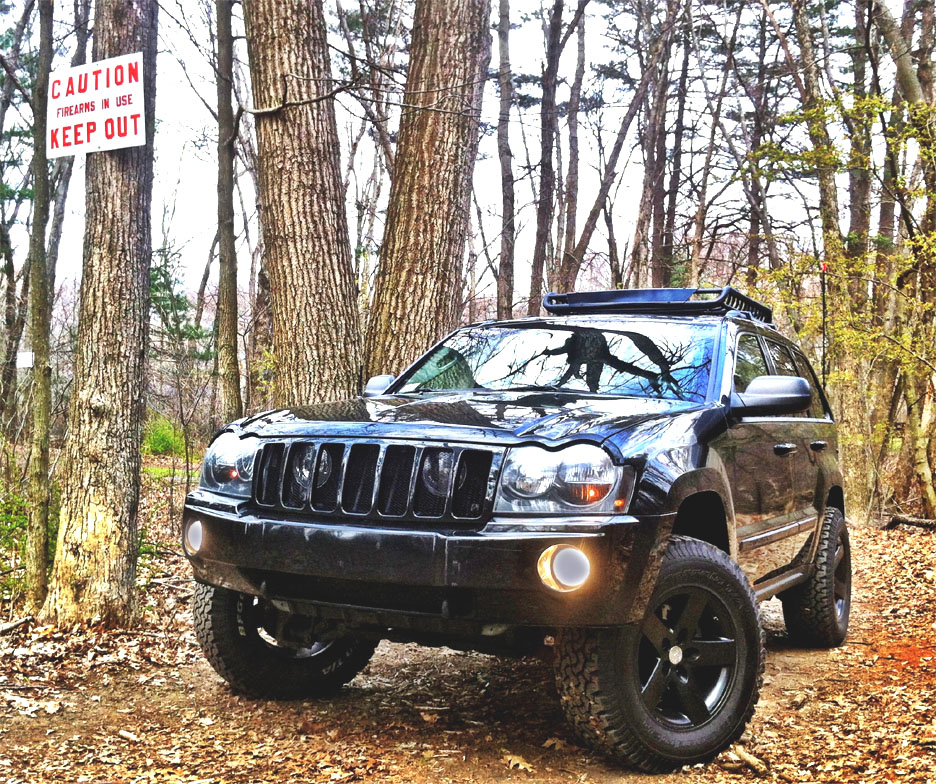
[637,586,738,730]
[833,531,851,622]
[239,595,334,659]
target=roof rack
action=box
[541,286,774,325]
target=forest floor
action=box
[1,459,935,783]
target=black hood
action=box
[237,391,705,446]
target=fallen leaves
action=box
[502,751,534,773]
[0,502,934,783]
[117,729,140,743]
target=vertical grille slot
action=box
[413,448,453,517]
[311,443,344,512]
[282,442,316,509]
[341,444,380,514]
[377,445,416,516]
[451,449,492,519]
[256,442,285,507]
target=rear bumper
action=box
[182,495,674,628]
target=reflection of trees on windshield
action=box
[400,322,714,402]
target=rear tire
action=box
[781,507,851,647]
[554,536,764,771]
[193,583,377,699]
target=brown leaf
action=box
[502,753,534,773]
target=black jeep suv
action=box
[184,287,851,771]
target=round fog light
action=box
[184,519,203,554]
[537,545,590,592]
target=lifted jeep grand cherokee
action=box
[184,287,851,771]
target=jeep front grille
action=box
[251,439,502,527]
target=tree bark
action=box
[0,228,28,436]
[0,0,36,432]
[559,17,585,290]
[527,0,588,315]
[215,0,243,422]
[528,0,564,316]
[44,0,91,306]
[363,0,491,377]
[556,0,678,291]
[41,0,158,627]
[496,0,516,319]
[242,0,362,405]
[24,0,53,613]
[661,26,690,282]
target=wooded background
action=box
[0,0,933,627]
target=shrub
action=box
[143,415,186,457]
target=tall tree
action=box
[0,0,36,433]
[23,0,53,612]
[496,0,516,320]
[41,0,159,626]
[363,0,491,377]
[215,0,242,422]
[527,0,588,316]
[242,0,361,405]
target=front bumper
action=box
[183,493,674,628]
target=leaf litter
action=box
[1,469,934,783]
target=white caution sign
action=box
[46,52,145,158]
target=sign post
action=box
[46,52,146,159]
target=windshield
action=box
[397,321,716,402]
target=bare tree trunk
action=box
[527,0,588,315]
[605,202,623,288]
[0,229,28,436]
[496,0,516,319]
[845,4,872,308]
[215,0,243,422]
[44,0,91,304]
[559,17,585,290]
[24,0,53,613]
[42,0,158,627]
[0,0,36,433]
[0,0,34,139]
[528,0,564,315]
[661,25,689,282]
[690,6,742,285]
[556,0,678,291]
[242,0,362,405]
[649,62,668,287]
[790,0,842,253]
[363,0,491,377]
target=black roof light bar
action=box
[542,286,774,325]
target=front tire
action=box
[781,507,851,647]
[193,583,377,699]
[554,536,764,771]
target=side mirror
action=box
[731,375,811,417]
[363,374,396,398]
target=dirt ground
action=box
[2,467,935,783]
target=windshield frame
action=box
[388,317,723,403]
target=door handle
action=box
[810,440,827,452]
[774,443,798,456]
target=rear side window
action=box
[734,334,768,393]
[793,353,830,419]
[766,341,799,377]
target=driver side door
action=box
[726,333,798,583]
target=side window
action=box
[766,341,806,417]
[793,353,829,420]
[734,334,768,393]
[766,341,799,377]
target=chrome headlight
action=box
[199,431,258,498]
[495,444,635,514]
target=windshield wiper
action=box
[502,384,568,393]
